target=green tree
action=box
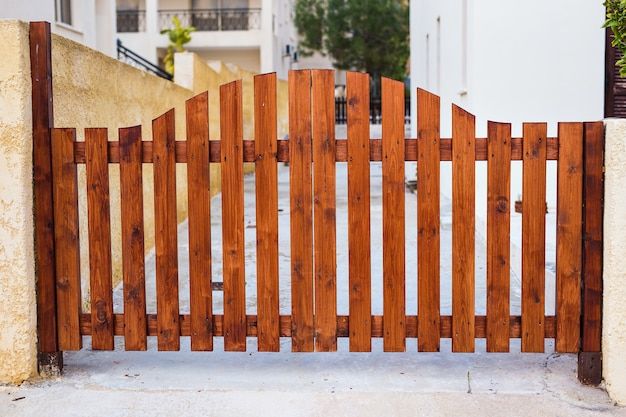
[294,0,409,95]
[160,16,195,76]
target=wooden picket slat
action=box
[417,88,441,352]
[85,128,114,350]
[555,122,583,353]
[186,92,213,351]
[381,77,405,352]
[119,126,147,351]
[486,121,511,352]
[51,128,82,351]
[452,105,476,353]
[521,122,548,353]
[311,70,337,352]
[153,109,180,351]
[289,70,315,352]
[221,80,246,351]
[346,72,371,352]
[254,73,280,352]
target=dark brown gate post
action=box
[30,21,63,374]
[578,121,604,385]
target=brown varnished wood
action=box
[85,128,114,350]
[254,73,280,352]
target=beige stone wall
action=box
[0,20,37,383]
[603,119,626,405]
[0,23,290,383]
[51,34,195,307]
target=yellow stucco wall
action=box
[51,34,195,308]
[0,20,37,383]
[0,22,290,384]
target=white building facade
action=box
[410,0,605,209]
[409,0,606,299]
[116,0,300,78]
[1,0,117,56]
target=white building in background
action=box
[410,0,605,207]
[116,0,305,79]
[0,0,117,56]
[409,0,606,293]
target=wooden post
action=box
[578,121,604,385]
[30,21,62,373]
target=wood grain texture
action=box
[382,77,405,352]
[555,122,583,353]
[254,73,280,352]
[417,88,440,352]
[452,105,476,353]
[73,137,562,164]
[79,313,558,339]
[521,122,547,353]
[85,128,114,350]
[486,121,511,352]
[347,72,371,351]
[186,92,213,351]
[289,70,314,352]
[221,81,246,351]
[119,126,147,350]
[581,122,604,353]
[51,128,82,351]
[312,70,337,352]
[152,109,180,351]
[30,21,59,354]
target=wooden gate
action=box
[30,23,604,384]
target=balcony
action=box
[117,10,146,33]
[159,8,261,32]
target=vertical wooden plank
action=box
[119,126,147,351]
[521,122,547,353]
[382,77,405,352]
[186,92,213,351]
[312,69,337,352]
[255,73,280,352]
[289,70,314,352]
[578,121,604,385]
[30,22,60,361]
[555,123,583,353]
[221,80,246,351]
[51,128,82,351]
[347,71,371,352]
[452,105,476,353]
[153,109,180,351]
[486,121,511,352]
[417,88,441,352]
[85,128,114,350]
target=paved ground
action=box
[1,343,623,417]
[1,125,618,416]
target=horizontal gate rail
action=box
[78,313,558,338]
[71,137,561,163]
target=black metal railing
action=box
[158,8,261,31]
[117,10,146,32]
[117,40,173,81]
[335,97,411,125]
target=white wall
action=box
[410,0,605,308]
[117,0,301,78]
[0,0,117,56]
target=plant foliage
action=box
[160,16,195,76]
[605,0,626,77]
[294,0,409,93]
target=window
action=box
[56,0,72,25]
